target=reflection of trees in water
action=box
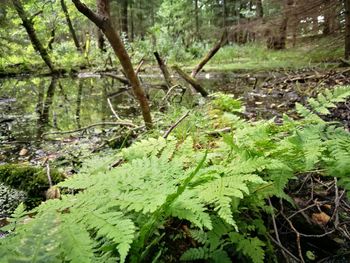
[75,80,83,129]
[36,77,57,138]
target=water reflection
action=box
[0,72,286,145]
[36,77,57,138]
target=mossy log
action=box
[0,164,65,208]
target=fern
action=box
[297,86,350,118]
[229,232,265,263]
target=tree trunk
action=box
[96,0,110,52]
[256,0,263,18]
[121,0,128,38]
[72,0,152,129]
[12,0,55,72]
[267,0,293,50]
[223,0,228,29]
[130,1,134,42]
[194,0,200,40]
[60,0,81,51]
[345,0,350,60]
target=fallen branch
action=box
[101,72,129,85]
[154,51,175,89]
[42,122,137,137]
[207,127,232,136]
[172,65,208,97]
[135,58,145,76]
[163,111,190,139]
[107,97,122,120]
[191,31,228,78]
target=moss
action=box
[0,164,65,208]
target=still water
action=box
[0,72,294,162]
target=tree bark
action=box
[12,0,55,72]
[191,31,228,78]
[172,65,208,97]
[72,0,152,129]
[120,0,128,38]
[345,0,350,60]
[154,51,175,89]
[96,0,110,52]
[194,0,200,40]
[60,0,81,51]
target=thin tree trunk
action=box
[72,0,152,129]
[12,0,55,72]
[130,1,134,42]
[194,0,200,40]
[345,0,350,60]
[191,31,228,78]
[121,0,128,38]
[60,0,81,51]
[256,0,263,18]
[96,0,110,51]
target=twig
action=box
[135,58,144,76]
[331,177,340,227]
[101,72,129,85]
[107,97,121,120]
[46,161,53,188]
[288,201,327,220]
[268,199,290,262]
[163,111,190,139]
[42,122,137,136]
[267,234,300,262]
[280,200,305,263]
[161,84,183,102]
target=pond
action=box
[0,71,300,164]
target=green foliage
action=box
[0,184,26,215]
[296,86,350,117]
[211,93,245,113]
[2,87,350,262]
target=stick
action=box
[101,72,129,85]
[135,58,145,76]
[163,111,190,139]
[268,199,289,262]
[191,31,228,78]
[154,51,175,89]
[107,97,121,120]
[42,122,137,136]
[280,200,305,263]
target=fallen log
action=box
[154,51,175,89]
[191,31,228,78]
[172,65,208,97]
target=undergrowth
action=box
[1,86,350,262]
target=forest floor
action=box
[1,37,350,261]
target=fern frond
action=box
[60,215,94,263]
[84,209,135,263]
[229,232,265,263]
[197,174,264,229]
[0,211,61,263]
[180,247,210,261]
[121,137,167,161]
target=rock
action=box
[19,148,28,156]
